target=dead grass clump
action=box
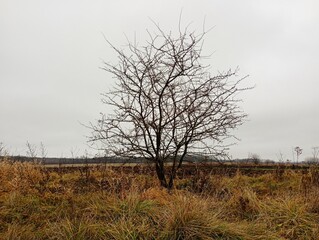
[2,223,38,240]
[221,188,263,221]
[0,192,44,225]
[0,160,49,194]
[86,189,158,223]
[141,187,171,205]
[309,166,319,186]
[160,192,277,240]
[161,193,216,239]
[99,174,134,194]
[45,217,106,240]
[89,191,159,239]
[222,170,250,190]
[300,172,312,198]
[245,174,278,195]
[262,196,319,239]
[307,188,319,214]
[116,191,157,219]
[104,216,155,240]
[224,170,301,197]
[273,165,285,181]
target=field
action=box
[1,160,319,239]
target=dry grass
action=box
[0,159,319,239]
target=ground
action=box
[0,159,319,239]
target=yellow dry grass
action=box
[0,159,319,239]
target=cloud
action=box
[0,0,318,159]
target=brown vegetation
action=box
[1,159,319,239]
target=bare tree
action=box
[312,146,319,164]
[277,151,285,163]
[0,142,9,157]
[248,153,261,164]
[26,141,37,158]
[90,23,249,189]
[0,142,4,157]
[294,146,303,164]
[40,142,48,160]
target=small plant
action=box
[294,146,303,164]
[274,164,285,181]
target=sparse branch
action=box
[0,142,9,157]
[26,141,37,159]
[91,22,250,188]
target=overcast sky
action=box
[1,0,318,160]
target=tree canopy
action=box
[90,24,249,188]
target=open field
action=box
[1,159,319,239]
[43,162,313,178]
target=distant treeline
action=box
[0,155,213,165]
[0,156,149,164]
[0,155,280,165]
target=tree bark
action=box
[155,163,168,188]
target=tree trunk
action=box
[168,174,174,190]
[155,163,168,188]
[168,163,180,190]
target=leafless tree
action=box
[312,146,319,164]
[248,153,261,164]
[90,23,250,189]
[276,151,285,163]
[0,142,4,156]
[40,142,48,160]
[0,142,9,157]
[294,146,303,164]
[26,141,37,158]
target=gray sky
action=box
[1,0,318,160]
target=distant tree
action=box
[0,142,4,156]
[306,147,319,164]
[248,153,261,164]
[264,159,275,165]
[40,142,48,160]
[26,141,37,158]
[277,151,285,163]
[312,147,319,163]
[294,146,303,164]
[90,23,250,189]
[0,142,9,157]
[305,157,317,164]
